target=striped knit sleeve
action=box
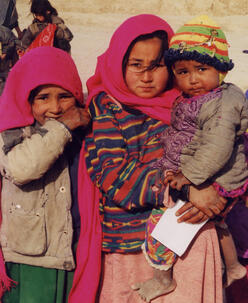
[85,94,165,211]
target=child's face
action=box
[124,37,169,98]
[31,85,76,125]
[173,60,219,97]
[34,14,45,22]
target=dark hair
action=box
[28,86,41,104]
[122,30,173,90]
[164,49,234,72]
[30,0,58,20]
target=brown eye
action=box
[35,94,48,101]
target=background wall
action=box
[16,0,248,93]
[18,0,248,16]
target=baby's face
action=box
[173,60,219,97]
[31,85,76,125]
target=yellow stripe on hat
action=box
[167,14,233,71]
[186,15,219,27]
[170,33,228,52]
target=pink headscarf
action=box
[0,46,84,131]
[86,13,179,124]
[0,46,85,299]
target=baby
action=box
[133,15,248,302]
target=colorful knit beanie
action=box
[164,15,234,72]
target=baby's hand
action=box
[164,171,191,190]
[17,49,25,58]
[178,183,227,221]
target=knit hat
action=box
[164,15,234,72]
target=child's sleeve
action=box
[0,26,16,55]
[55,23,73,52]
[0,120,72,185]
[21,27,34,49]
[181,86,248,186]
[56,23,73,42]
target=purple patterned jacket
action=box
[155,83,248,193]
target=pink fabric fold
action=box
[68,143,102,303]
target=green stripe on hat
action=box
[176,26,226,40]
[166,15,234,72]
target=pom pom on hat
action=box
[165,15,234,72]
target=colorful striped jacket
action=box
[85,93,167,253]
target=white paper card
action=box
[151,200,208,256]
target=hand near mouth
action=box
[57,106,90,130]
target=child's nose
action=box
[189,72,198,84]
[49,99,62,113]
[141,70,153,82]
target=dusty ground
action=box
[16,1,248,95]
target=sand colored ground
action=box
[16,1,248,95]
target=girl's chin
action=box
[136,90,158,98]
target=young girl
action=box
[133,15,248,302]
[21,0,73,53]
[0,46,90,302]
[71,14,226,303]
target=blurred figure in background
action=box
[0,25,20,95]
[0,0,23,39]
[21,0,73,54]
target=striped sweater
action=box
[85,93,167,253]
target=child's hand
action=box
[176,202,209,224]
[175,183,227,223]
[17,49,25,58]
[58,106,90,130]
[0,53,6,60]
[189,184,227,216]
[164,171,191,190]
